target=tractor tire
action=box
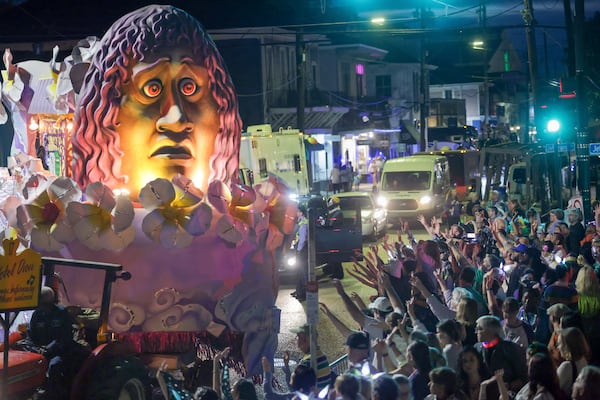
[84,356,151,400]
[329,262,344,279]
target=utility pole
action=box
[523,0,538,140]
[574,0,590,222]
[480,1,490,139]
[296,28,305,132]
[563,0,576,77]
[419,6,429,151]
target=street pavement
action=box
[274,227,430,373]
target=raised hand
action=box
[261,356,272,373]
[214,347,230,363]
[283,351,290,367]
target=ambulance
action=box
[378,155,451,222]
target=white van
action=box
[378,155,450,221]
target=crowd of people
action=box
[155,196,600,400]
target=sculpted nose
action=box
[156,102,193,133]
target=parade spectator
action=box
[436,319,463,371]
[410,274,478,347]
[358,375,373,400]
[474,315,527,392]
[345,331,377,375]
[556,327,590,395]
[330,163,341,194]
[456,267,486,316]
[284,324,332,390]
[506,243,530,300]
[501,297,534,349]
[333,279,393,341]
[384,312,410,368]
[571,365,600,400]
[373,374,399,400]
[457,346,495,400]
[425,367,468,400]
[407,340,432,400]
[575,264,600,365]
[542,263,578,309]
[517,288,547,342]
[341,162,353,192]
[334,374,362,400]
[262,357,316,400]
[567,209,585,254]
[548,209,565,237]
[392,374,411,400]
[546,303,570,367]
[575,265,600,319]
[513,353,568,400]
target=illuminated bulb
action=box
[113,188,130,197]
[29,118,39,131]
[66,121,73,131]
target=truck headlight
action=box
[377,196,388,207]
[419,195,432,205]
[287,255,297,267]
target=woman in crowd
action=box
[575,264,600,365]
[436,319,463,371]
[556,327,590,395]
[426,367,468,400]
[575,265,600,320]
[457,347,493,400]
[513,353,567,400]
[572,365,600,400]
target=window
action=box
[445,89,453,99]
[376,75,392,98]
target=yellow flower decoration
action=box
[16,177,81,251]
[139,177,209,248]
[66,182,135,251]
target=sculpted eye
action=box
[179,78,198,96]
[142,80,163,98]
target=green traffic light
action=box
[546,118,560,133]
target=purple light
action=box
[356,63,364,75]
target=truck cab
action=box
[378,155,450,222]
[280,195,363,280]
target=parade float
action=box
[0,4,295,380]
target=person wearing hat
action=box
[506,242,530,299]
[332,279,394,342]
[283,324,331,391]
[291,205,308,301]
[326,196,343,227]
[345,331,377,375]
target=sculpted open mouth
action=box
[150,146,192,160]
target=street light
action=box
[472,40,485,50]
[370,17,385,25]
[546,119,560,134]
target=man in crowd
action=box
[474,315,527,392]
[284,323,332,390]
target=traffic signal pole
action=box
[523,0,539,138]
[574,0,591,222]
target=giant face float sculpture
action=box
[6,5,295,376]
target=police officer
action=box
[291,205,308,302]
